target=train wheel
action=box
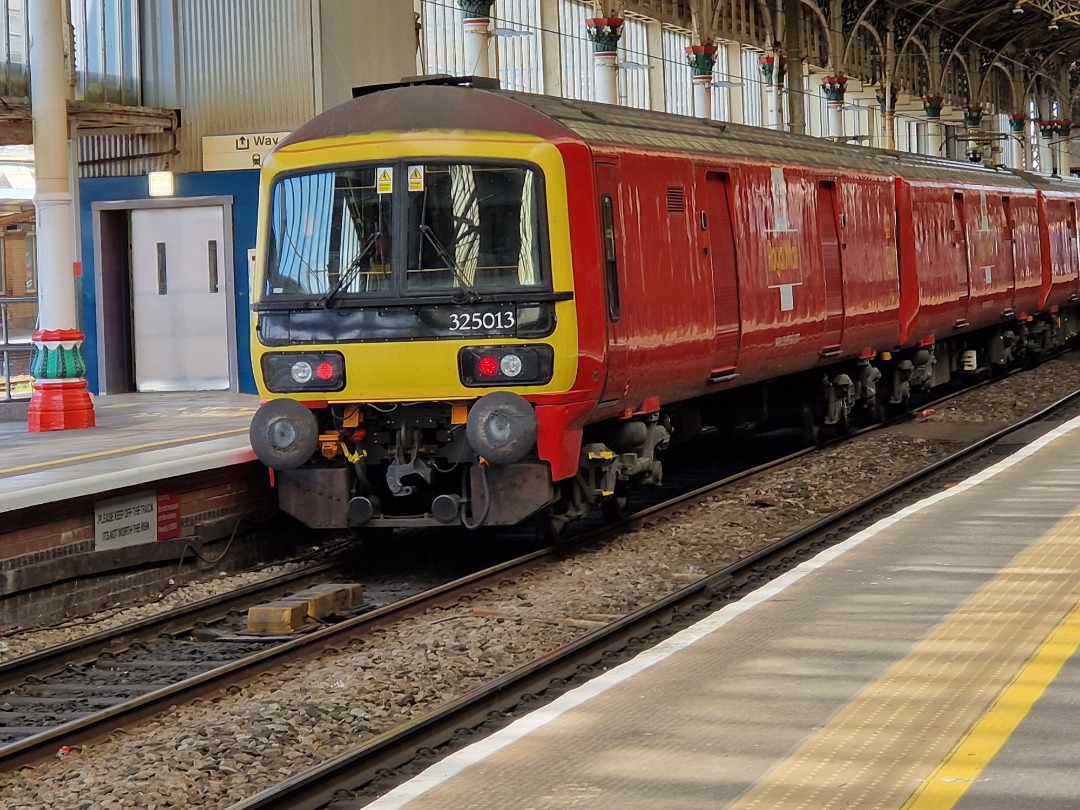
[800,401,822,447]
[868,392,887,425]
[534,506,568,543]
[887,394,911,418]
[601,481,631,523]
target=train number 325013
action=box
[449,310,516,331]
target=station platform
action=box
[0,392,277,628]
[0,391,257,513]
[368,413,1080,809]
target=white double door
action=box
[130,206,231,391]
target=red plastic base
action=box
[27,380,96,432]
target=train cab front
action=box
[248,136,581,532]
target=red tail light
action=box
[477,356,499,377]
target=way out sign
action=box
[202,132,290,171]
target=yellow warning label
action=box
[377,167,393,195]
[408,165,425,192]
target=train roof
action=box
[278,77,1041,190]
[1010,169,1080,194]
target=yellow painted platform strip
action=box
[734,510,1080,810]
[904,603,1080,809]
[0,428,247,476]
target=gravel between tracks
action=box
[2,356,1079,809]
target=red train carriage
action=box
[1028,177,1080,336]
[247,76,1077,536]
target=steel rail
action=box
[0,545,563,772]
[0,560,342,690]
[228,387,1080,810]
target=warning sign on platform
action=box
[94,490,184,549]
[157,492,182,541]
[95,491,157,550]
[377,167,394,194]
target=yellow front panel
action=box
[251,132,578,402]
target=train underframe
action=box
[274,309,1077,537]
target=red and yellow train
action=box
[248,75,1078,534]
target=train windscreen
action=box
[264,162,544,301]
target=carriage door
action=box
[595,160,631,408]
[1070,202,1080,302]
[704,171,740,380]
[1001,196,1016,315]
[816,181,844,353]
[130,206,231,391]
[953,192,971,326]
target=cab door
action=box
[595,160,630,409]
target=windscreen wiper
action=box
[418,224,481,304]
[320,231,381,308]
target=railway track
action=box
[1,367,1075,797]
[226,389,1080,809]
[0,561,350,755]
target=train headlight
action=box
[262,352,345,392]
[466,391,538,465]
[499,354,523,377]
[290,361,313,383]
[458,345,553,387]
[249,399,319,470]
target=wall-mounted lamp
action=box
[711,80,743,88]
[147,170,175,198]
[618,61,654,71]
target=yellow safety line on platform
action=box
[733,509,1080,810]
[903,604,1080,809]
[0,428,248,475]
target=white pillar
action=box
[686,45,718,120]
[1064,122,1075,175]
[1009,134,1025,170]
[27,0,95,430]
[761,56,785,130]
[30,3,74,331]
[923,96,944,156]
[539,0,562,96]
[593,52,618,105]
[586,17,623,106]
[766,85,780,129]
[962,107,984,163]
[1007,114,1026,170]
[462,16,491,78]
[821,76,847,140]
[878,85,897,151]
[1038,121,1055,174]
[693,78,711,120]
[827,104,844,139]
[646,21,665,112]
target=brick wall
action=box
[0,461,298,629]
